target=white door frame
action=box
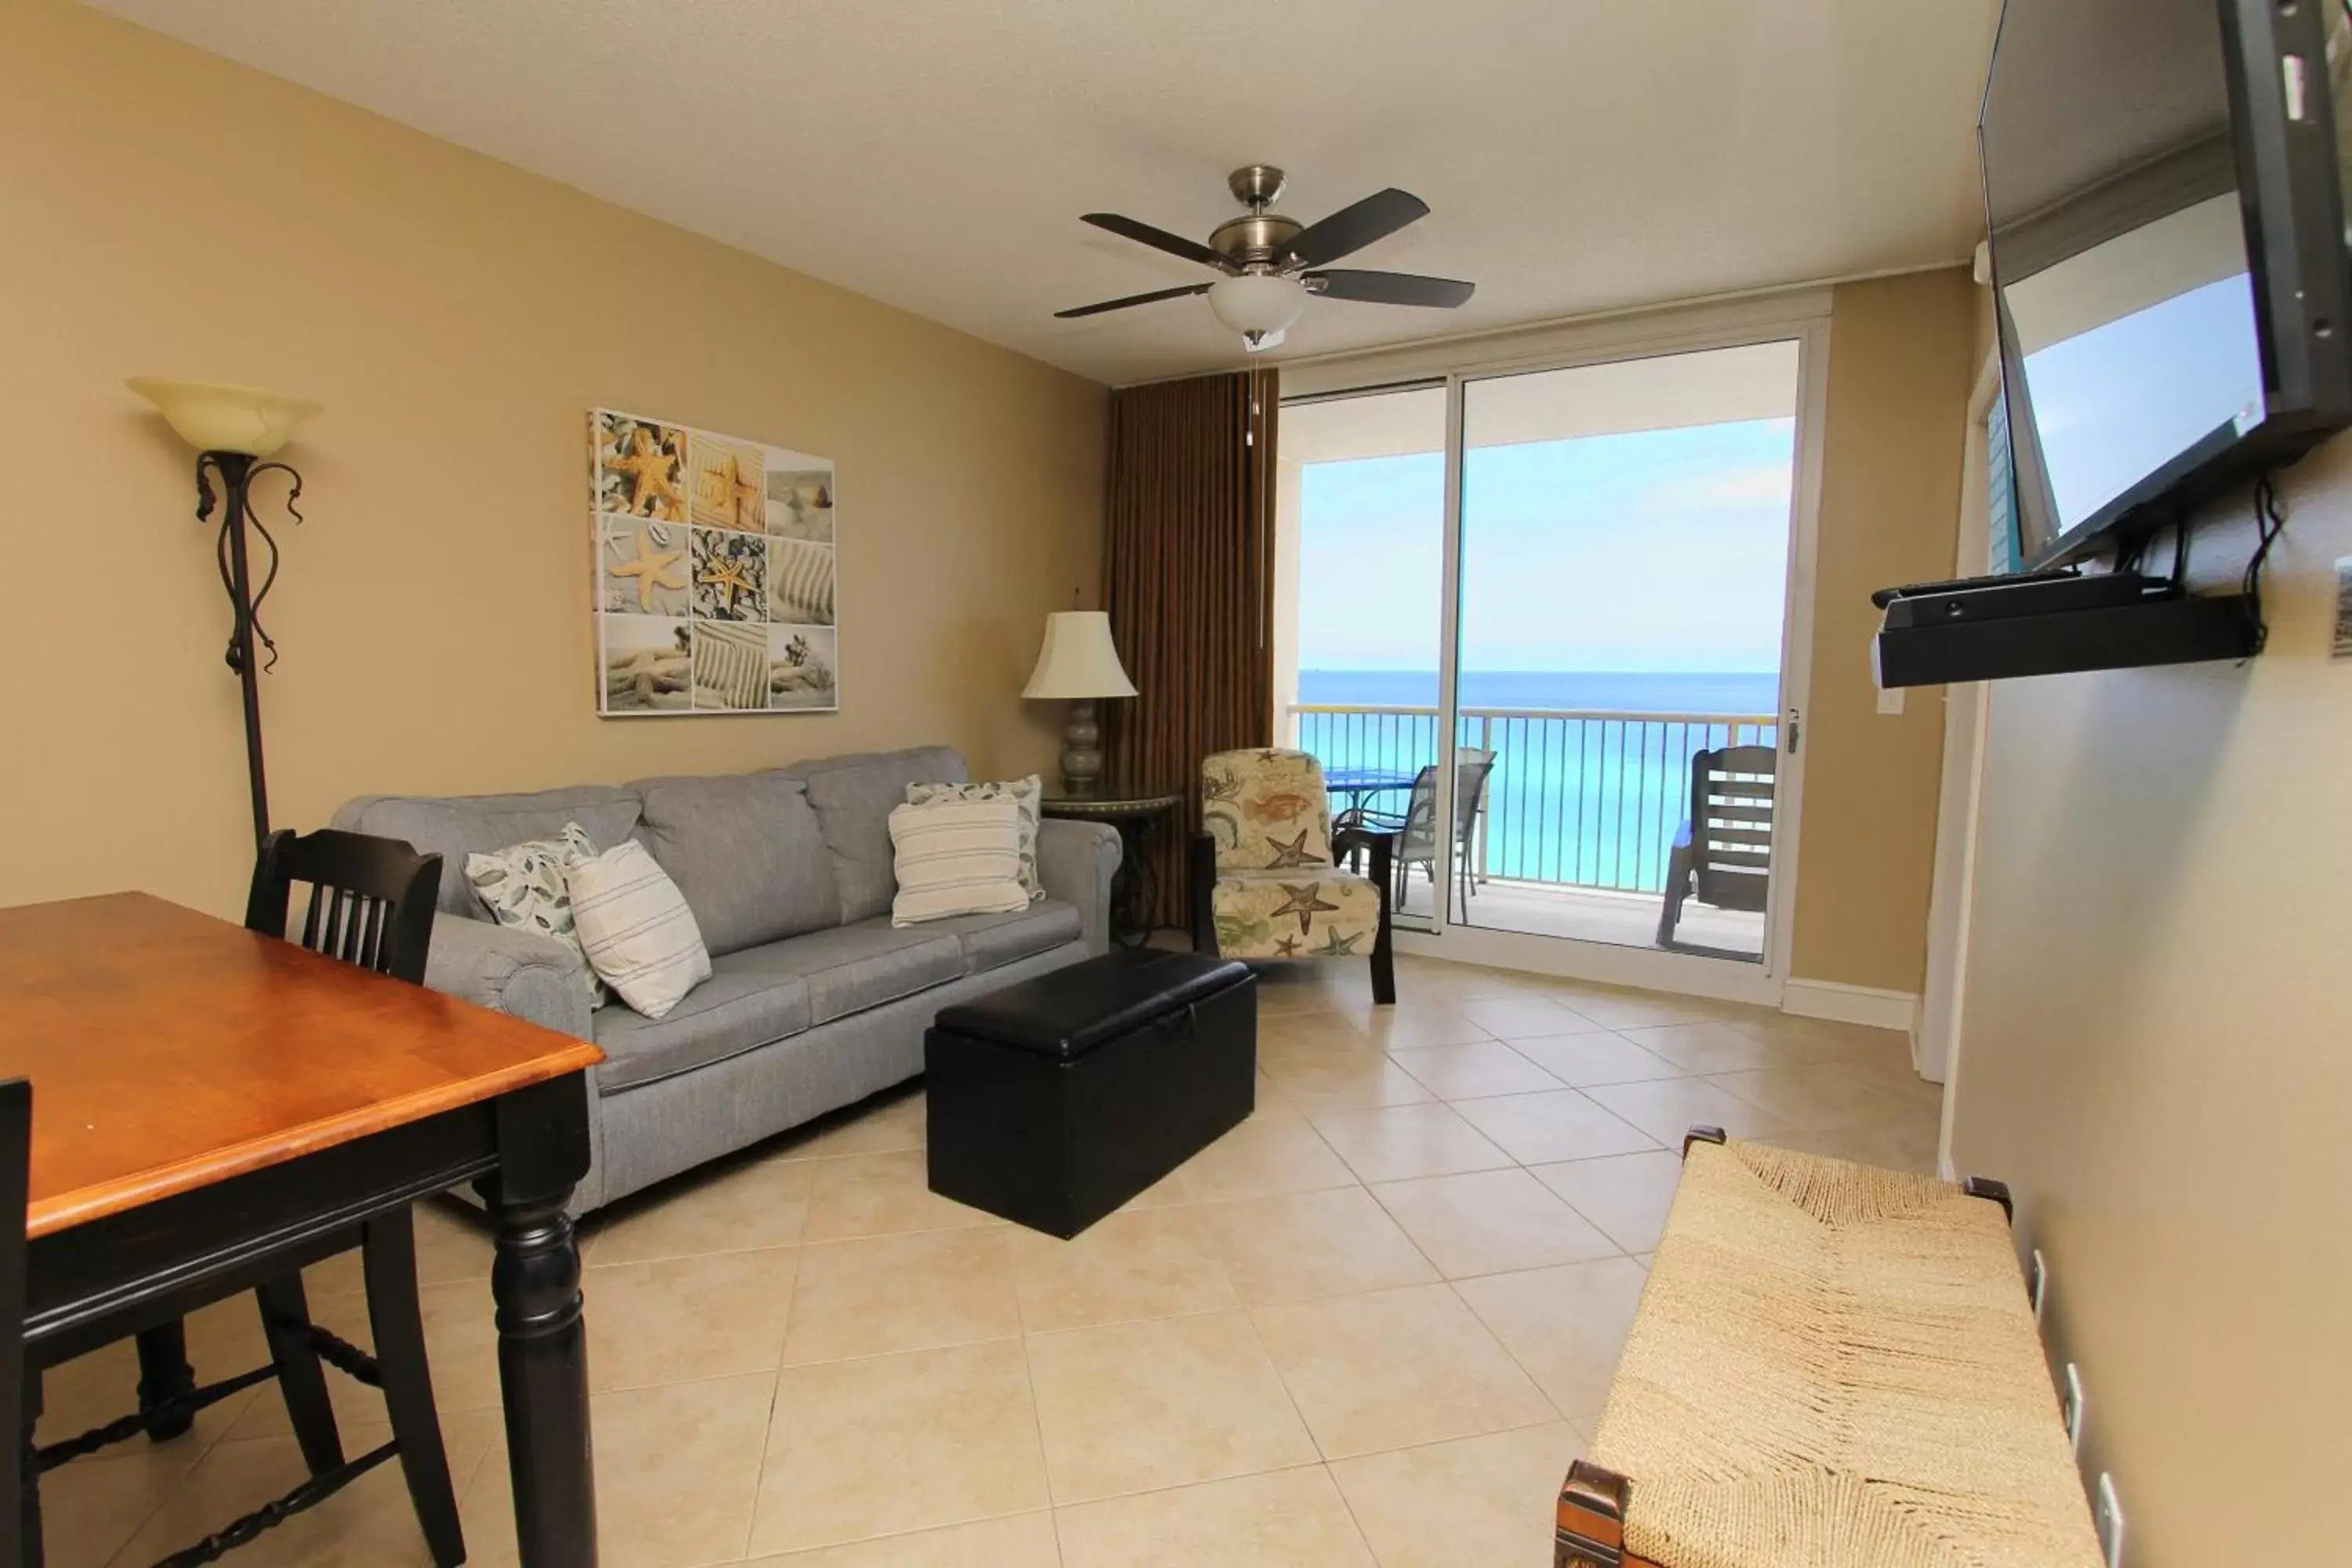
[1922,350,2002,1167]
[1283,294,1834,1006]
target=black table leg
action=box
[478,1075,597,1568]
[132,1320,195,1443]
[1106,815,1170,949]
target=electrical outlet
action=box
[2063,1363,2086,1454]
[2030,1249,2048,1324]
[1876,685,1905,715]
[2095,1472,2125,1566]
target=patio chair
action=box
[1657,743,1776,949]
[1191,748,1397,1004]
[1347,750,1496,921]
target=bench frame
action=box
[1552,1125,2016,1568]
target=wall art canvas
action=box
[593,408,839,715]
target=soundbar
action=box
[1873,574,2259,687]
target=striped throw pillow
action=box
[888,797,1029,927]
[906,775,1044,902]
[568,840,712,1020]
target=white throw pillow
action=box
[568,840,712,1019]
[464,822,606,1010]
[888,797,1030,927]
[906,774,1045,902]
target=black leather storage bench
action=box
[924,948,1257,1238]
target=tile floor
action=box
[34,954,1940,1567]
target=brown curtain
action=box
[1102,367,1279,927]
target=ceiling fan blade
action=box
[1306,269,1475,308]
[1080,213,1237,273]
[1286,188,1431,267]
[1054,282,1214,319]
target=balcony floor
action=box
[1396,873,1766,959]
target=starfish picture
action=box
[1263,830,1325,869]
[691,528,767,620]
[1273,935,1301,956]
[699,554,760,617]
[1314,927,1363,956]
[695,448,766,532]
[607,525,687,612]
[1271,881,1341,935]
[604,423,684,518]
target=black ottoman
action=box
[925,948,1257,1238]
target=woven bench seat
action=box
[1555,1132,2103,1568]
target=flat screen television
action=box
[1983,0,2352,568]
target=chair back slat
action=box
[359,898,387,971]
[247,829,441,985]
[0,1076,27,1568]
[1687,744,1777,913]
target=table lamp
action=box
[127,377,322,852]
[1022,612,1138,797]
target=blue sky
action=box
[1298,418,1797,673]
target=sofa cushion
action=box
[630,772,840,956]
[793,746,968,922]
[931,899,1083,975]
[721,916,965,1027]
[333,786,645,916]
[592,955,814,1094]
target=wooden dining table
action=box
[0,891,606,1566]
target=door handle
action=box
[1784,708,1802,755]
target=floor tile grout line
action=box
[1311,1456,1391,1566]
[1013,1313,1059,1532]
[738,1266,797,1560]
[1444,1269,1603,1432]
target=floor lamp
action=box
[128,378,322,854]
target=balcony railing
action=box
[1290,704,1780,896]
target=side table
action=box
[1040,789,1183,948]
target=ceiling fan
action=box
[1055,165,1475,351]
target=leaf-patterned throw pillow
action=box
[464,822,606,1009]
[906,775,1044,902]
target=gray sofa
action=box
[332,746,1118,1214]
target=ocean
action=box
[1292,670,1781,895]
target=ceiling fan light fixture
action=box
[1207,274,1307,347]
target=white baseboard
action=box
[1781,978,1918,1035]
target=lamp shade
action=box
[1022,612,1138,699]
[128,377,321,456]
[1207,274,1308,338]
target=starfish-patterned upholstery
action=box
[1195,750,1392,994]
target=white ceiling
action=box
[85,0,2001,386]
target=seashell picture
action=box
[593,408,838,716]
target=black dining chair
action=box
[31,829,464,1568]
[2,1078,29,1568]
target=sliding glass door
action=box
[1278,331,1815,986]
[1447,343,1798,961]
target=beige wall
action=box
[1791,270,1979,993]
[0,0,1105,920]
[1950,446,2352,1559]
